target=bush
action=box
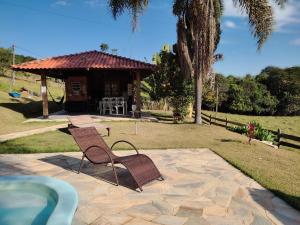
[228,121,275,142]
[227,125,248,135]
[250,121,276,141]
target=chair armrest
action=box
[111,140,139,154]
[84,145,115,164]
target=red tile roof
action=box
[12,50,156,71]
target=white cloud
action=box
[53,0,68,6]
[224,20,237,29]
[220,40,236,45]
[290,38,300,46]
[84,0,105,8]
[223,0,245,17]
[223,0,300,31]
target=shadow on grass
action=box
[39,154,140,192]
[218,139,242,143]
[248,188,300,223]
[57,127,71,135]
[0,100,63,118]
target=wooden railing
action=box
[201,112,300,149]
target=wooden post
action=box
[135,122,138,135]
[215,86,219,113]
[225,117,228,128]
[41,75,49,119]
[209,114,212,125]
[135,71,141,118]
[277,129,281,148]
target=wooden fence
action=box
[201,112,300,149]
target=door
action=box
[66,76,88,102]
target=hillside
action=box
[0,47,65,134]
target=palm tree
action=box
[108,0,287,124]
[100,43,109,52]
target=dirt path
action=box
[0,123,68,142]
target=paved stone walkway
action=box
[0,124,68,142]
[0,149,299,225]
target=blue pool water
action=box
[0,183,57,225]
[0,176,78,225]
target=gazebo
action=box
[12,50,156,118]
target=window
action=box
[104,82,119,97]
[71,82,81,95]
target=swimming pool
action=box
[0,176,78,225]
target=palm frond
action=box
[273,0,288,7]
[233,0,274,49]
[108,0,149,30]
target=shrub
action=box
[228,120,275,142]
[250,121,275,141]
[227,125,248,135]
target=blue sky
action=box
[0,0,299,76]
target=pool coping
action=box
[0,176,78,225]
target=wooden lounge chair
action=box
[69,127,164,191]
[68,115,110,136]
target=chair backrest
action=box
[69,127,115,163]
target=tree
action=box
[100,43,109,52]
[0,47,35,76]
[225,76,278,115]
[147,45,194,121]
[111,48,118,55]
[256,66,300,115]
[107,0,287,124]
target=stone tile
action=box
[203,206,227,217]
[176,206,203,218]
[250,214,272,225]
[204,216,243,225]
[0,149,299,225]
[75,206,104,224]
[152,215,188,225]
[91,214,133,225]
[124,218,159,225]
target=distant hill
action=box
[0,47,35,75]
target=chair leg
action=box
[107,127,110,136]
[111,163,119,186]
[78,154,85,174]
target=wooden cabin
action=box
[12,50,155,118]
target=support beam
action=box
[135,71,141,117]
[41,75,49,119]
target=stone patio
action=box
[0,149,299,225]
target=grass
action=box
[147,109,300,136]
[0,74,64,98]
[0,121,299,210]
[202,110,300,136]
[0,74,65,135]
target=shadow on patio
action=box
[39,154,140,191]
[248,188,300,225]
[0,160,36,176]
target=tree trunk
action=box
[195,74,202,124]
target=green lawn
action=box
[0,90,63,135]
[148,109,300,136]
[1,121,299,210]
[0,74,64,98]
[203,110,300,136]
[0,74,65,135]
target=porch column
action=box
[41,74,49,119]
[135,71,141,117]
